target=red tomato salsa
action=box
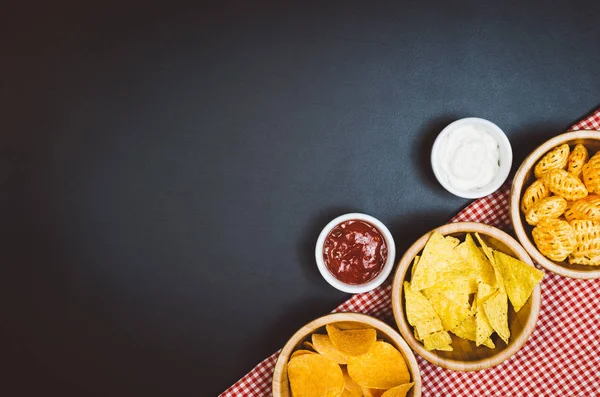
[322,220,388,285]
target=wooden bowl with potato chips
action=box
[510,130,600,279]
[272,312,421,397]
[391,222,542,371]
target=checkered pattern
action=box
[221,109,600,397]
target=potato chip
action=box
[521,179,551,213]
[303,341,316,351]
[568,219,600,266]
[474,283,496,347]
[341,390,360,397]
[287,353,344,397]
[525,196,567,225]
[534,143,569,178]
[567,143,589,178]
[532,218,576,262]
[342,367,363,397]
[334,322,369,330]
[312,333,348,364]
[411,231,462,291]
[483,289,510,344]
[422,330,453,351]
[326,325,376,357]
[493,250,544,312]
[569,195,600,220]
[291,349,315,359]
[347,341,410,389]
[403,282,444,339]
[542,168,588,201]
[381,383,415,397]
[583,152,600,194]
[362,388,386,397]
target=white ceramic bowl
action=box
[315,213,396,293]
[431,117,512,199]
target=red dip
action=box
[323,220,388,285]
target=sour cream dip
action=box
[431,118,512,199]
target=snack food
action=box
[403,231,543,351]
[521,142,600,265]
[288,324,414,397]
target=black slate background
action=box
[1,1,599,396]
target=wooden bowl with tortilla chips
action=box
[272,312,421,397]
[391,222,542,371]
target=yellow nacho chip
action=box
[411,231,462,291]
[475,283,496,347]
[326,325,377,357]
[287,353,344,397]
[403,281,444,339]
[445,235,460,248]
[451,313,476,341]
[483,289,510,344]
[424,288,472,331]
[423,330,453,351]
[312,333,348,364]
[492,250,544,312]
[381,383,415,397]
[482,337,495,349]
[410,255,420,280]
[456,233,497,286]
[347,341,410,389]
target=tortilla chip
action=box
[326,325,376,357]
[312,333,348,364]
[410,255,420,280]
[423,330,453,351]
[424,288,472,331]
[347,341,410,389]
[451,314,476,341]
[403,281,444,339]
[381,383,415,397]
[482,337,495,349]
[483,289,510,344]
[493,250,544,312]
[411,231,462,291]
[287,354,344,397]
[456,233,497,286]
[423,276,473,309]
[475,283,496,346]
[445,235,460,248]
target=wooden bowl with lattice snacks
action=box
[510,130,600,279]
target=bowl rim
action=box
[315,213,396,293]
[391,222,541,371]
[271,312,422,397]
[431,117,513,199]
[510,129,600,279]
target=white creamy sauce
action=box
[438,125,500,191]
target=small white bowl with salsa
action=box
[431,117,512,199]
[315,213,396,293]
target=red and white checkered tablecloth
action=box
[221,109,600,397]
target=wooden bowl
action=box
[272,312,422,397]
[391,222,541,371]
[510,130,600,279]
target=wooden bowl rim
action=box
[510,129,600,279]
[391,222,541,372]
[271,312,422,397]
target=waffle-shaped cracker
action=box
[569,195,600,221]
[568,220,600,266]
[532,219,576,262]
[521,179,551,213]
[525,196,567,226]
[582,152,600,194]
[534,143,569,178]
[541,168,588,200]
[567,144,589,179]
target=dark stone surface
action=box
[1,1,598,395]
